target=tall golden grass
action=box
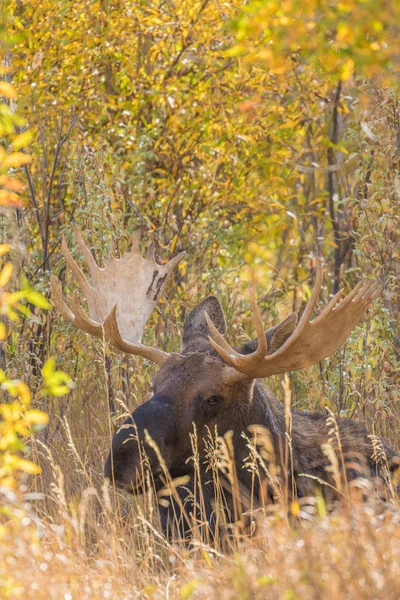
[2,363,400,599]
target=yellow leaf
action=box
[25,409,48,426]
[17,382,31,405]
[0,244,11,256]
[0,323,7,340]
[13,458,41,475]
[0,82,17,100]
[2,152,31,168]
[12,131,33,150]
[0,430,18,450]
[170,234,178,254]
[290,501,300,517]
[0,476,16,489]
[340,58,355,81]
[0,263,13,287]
[0,525,8,539]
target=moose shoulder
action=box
[51,230,397,537]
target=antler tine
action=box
[369,282,383,301]
[328,279,365,314]
[259,258,323,362]
[72,225,99,278]
[50,275,75,322]
[208,258,379,379]
[311,287,344,323]
[281,257,322,345]
[105,245,115,268]
[205,287,268,373]
[61,236,91,295]
[208,259,322,375]
[103,305,168,365]
[205,311,240,365]
[358,280,381,303]
[165,251,186,273]
[250,288,268,357]
[71,290,102,337]
[311,280,378,327]
[126,231,141,258]
[51,275,102,337]
[147,242,156,261]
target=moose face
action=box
[104,302,254,493]
[103,296,303,493]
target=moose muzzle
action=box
[104,394,176,492]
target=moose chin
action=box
[52,228,398,538]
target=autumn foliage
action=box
[0,0,400,598]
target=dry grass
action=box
[2,480,400,600]
[2,399,400,600]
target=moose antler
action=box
[51,227,185,365]
[205,259,381,378]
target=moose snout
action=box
[104,394,176,492]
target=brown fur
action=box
[104,297,397,537]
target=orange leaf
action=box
[2,153,31,168]
[0,190,23,207]
[0,175,25,192]
[238,98,262,123]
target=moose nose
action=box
[103,393,176,490]
[104,456,128,489]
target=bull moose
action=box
[51,228,397,537]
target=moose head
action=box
[51,229,386,533]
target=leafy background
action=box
[0,0,400,598]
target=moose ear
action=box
[239,313,298,356]
[181,296,227,353]
[267,313,299,354]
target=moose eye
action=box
[207,395,222,405]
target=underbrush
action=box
[1,479,400,599]
[2,401,400,600]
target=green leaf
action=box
[26,290,51,309]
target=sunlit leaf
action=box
[17,382,31,405]
[24,409,49,426]
[0,190,23,207]
[11,131,33,150]
[0,176,25,192]
[42,358,73,397]
[12,458,41,475]
[2,152,31,168]
[26,290,51,309]
[0,263,13,287]
[0,82,17,100]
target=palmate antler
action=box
[206,259,381,378]
[51,227,185,365]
